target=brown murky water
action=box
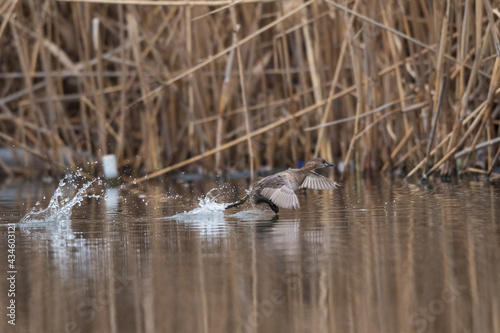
[1,176,499,333]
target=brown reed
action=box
[0,0,499,182]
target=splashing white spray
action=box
[19,175,97,224]
[169,188,228,220]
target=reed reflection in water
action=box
[0,177,499,333]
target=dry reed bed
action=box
[0,0,499,182]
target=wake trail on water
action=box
[19,174,254,225]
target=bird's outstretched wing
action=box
[299,171,339,190]
[259,178,300,210]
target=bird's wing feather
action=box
[260,178,300,210]
[299,171,339,190]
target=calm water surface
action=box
[0,176,499,333]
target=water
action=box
[0,176,499,333]
[19,174,98,224]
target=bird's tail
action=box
[225,194,249,210]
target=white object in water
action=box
[104,188,119,213]
[102,154,118,179]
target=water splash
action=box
[19,175,97,224]
[166,188,231,237]
[169,188,227,220]
[228,209,272,219]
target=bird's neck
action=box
[300,163,317,173]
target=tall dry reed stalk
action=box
[0,0,499,182]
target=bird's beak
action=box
[325,162,335,167]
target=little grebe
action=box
[226,158,339,214]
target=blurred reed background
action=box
[0,0,499,181]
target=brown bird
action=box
[226,158,339,214]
